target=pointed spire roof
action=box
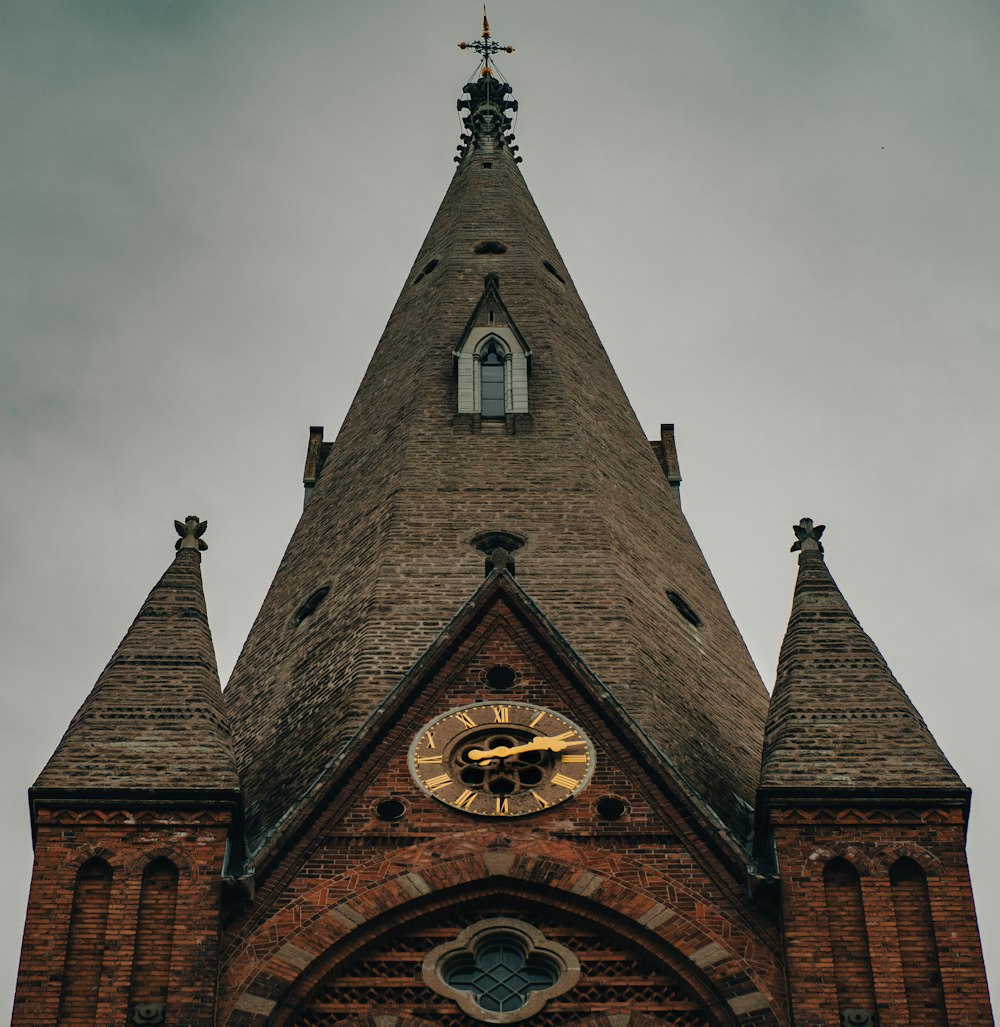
[224,51,770,852]
[760,519,964,797]
[33,520,240,804]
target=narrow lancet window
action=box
[480,343,506,418]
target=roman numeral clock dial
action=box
[408,703,595,817]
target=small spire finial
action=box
[790,517,825,554]
[457,6,515,76]
[455,11,519,163]
[175,515,208,552]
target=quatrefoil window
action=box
[423,918,580,1022]
[445,937,557,1012]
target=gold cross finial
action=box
[458,5,514,77]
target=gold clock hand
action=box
[468,735,587,762]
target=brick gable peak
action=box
[760,521,964,799]
[243,566,753,883]
[32,537,241,811]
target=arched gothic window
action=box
[455,330,529,419]
[480,341,506,418]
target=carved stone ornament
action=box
[131,1003,166,1025]
[790,516,825,554]
[840,1010,876,1027]
[175,514,208,551]
[422,918,580,1023]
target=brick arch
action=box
[271,881,735,1027]
[56,842,127,878]
[126,843,200,881]
[873,841,942,878]
[219,844,783,1025]
[800,844,876,879]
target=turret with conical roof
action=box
[32,517,240,806]
[760,518,965,799]
[222,43,770,855]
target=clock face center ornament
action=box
[408,702,595,817]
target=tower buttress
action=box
[757,520,991,1027]
[14,522,241,1027]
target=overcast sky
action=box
[2,1,997,1018]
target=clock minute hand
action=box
[468,734,586,762]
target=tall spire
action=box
[223,39,770,853]
[760,519,964,796]
[33,521,240,804]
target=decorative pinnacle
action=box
[790,517,825,554]
[454,9,519,165]
[175,515,208,552]
[457,6,515,78]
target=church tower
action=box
[13,18,992,1027]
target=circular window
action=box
[483,665,518,692]
[374,798,407,822]
[596,796,629,821]
[474,240,508,255]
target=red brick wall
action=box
[216,597,787,1025]
[770,806,992,1027]
[56,858,112,1027]
[12,807,231,1027]
[823,858,876,1013]
[129,857,180,1013]
[890,857,947,1025]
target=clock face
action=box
[408,702,595,817]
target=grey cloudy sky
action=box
[2,0,997,1017]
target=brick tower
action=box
[14,20,992,1027]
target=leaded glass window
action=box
[443,937,558,1013]
[480,343,506,418]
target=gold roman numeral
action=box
[531,790,550,809]
[416,754,442,764]
[454,711,476,728]
[425,773,451,791]
[424,730,436,749]
[492,706,510,723]
[551,773,578,790]
[561,753,588,763]
[453,789,477,810]
[495,796,510,815]
[528,711,545,728]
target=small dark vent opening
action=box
[484,665,517,692]
[413,258,438,285]
[596,796,629,821]
[474,240,507,255]
[374,798,406,822]
[543,260,566,284]
[482,162,493,168]
[293,586,330,625]
[666,590,701,628]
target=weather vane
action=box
[458,5,514,77]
